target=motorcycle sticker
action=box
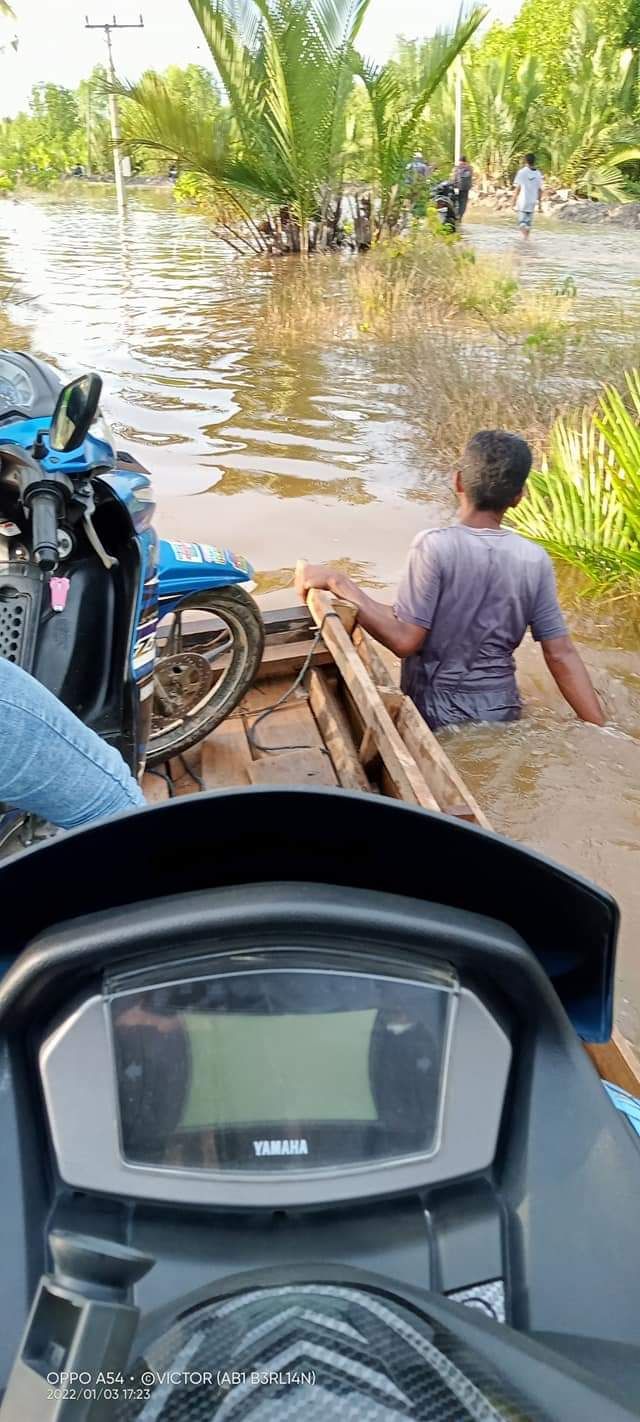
[200,544,228,565]
[170,541,203,563]
[201,544,251,574]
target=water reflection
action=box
[0,189,638,1041]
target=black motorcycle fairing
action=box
[0,788,617,1038]
[30,478,141,766]
[0,792,637,1418]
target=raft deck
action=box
[143,589,640,1095]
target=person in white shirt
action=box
[513,153,543,237]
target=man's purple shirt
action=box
[394,525,566,730]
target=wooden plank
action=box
[142,769,171,803]
[353,626,399,687]
[380,688,404,722]
[254,638,332,683]
[353,627,490,829]
[397,699,492,830]
[248,748,337,787]
[167,745,203,797]
[306,588,441,812]
[586,1030,640,1095]
[201,719,252,789]
[240,676,308,715]
[245,701,324,755]
[331,599,358,635]
[359,725,379,768]
[308,669,371,793]
[176,601,313,650]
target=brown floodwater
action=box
[0,189,638,1045]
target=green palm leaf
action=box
[509,380,640,592]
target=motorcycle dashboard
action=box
[38,927,512,1210]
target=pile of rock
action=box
[468,183,640,228]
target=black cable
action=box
[175,752,205,790]
[247,611,339,755]
[145,765,175,797]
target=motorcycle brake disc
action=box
[153,651,215,724]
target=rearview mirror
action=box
[49,373,102,453]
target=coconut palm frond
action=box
[509,396,640,591]
[118,0,371,246]
[546,11,640,197]
[596,382,640,542]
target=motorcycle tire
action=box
[145,584,264,768]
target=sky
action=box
[0,0,521,118]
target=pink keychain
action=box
[49,576,70,613]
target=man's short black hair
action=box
[525,152,536,166]
[459,430,532,511]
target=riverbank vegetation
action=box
[0,62,222,188]
[111,0,640,246]
[1,0,639,594]
[3,0,640,215]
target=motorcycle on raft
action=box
[0,351,264,841]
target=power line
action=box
[85,13,144,214]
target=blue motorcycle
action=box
[0,351,264,783]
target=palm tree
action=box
[546,10,640,199]
[116,0,371,254]
[459,50,543,184]
[509,377,640,592]
[357,9,487,236]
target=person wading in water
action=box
[513,153,543,238]
[296,430,604,732]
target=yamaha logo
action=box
[253,1139,309,1157]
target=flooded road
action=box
[0,188,638,1043]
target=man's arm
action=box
[541,635,605,725]
[295,562,426,659]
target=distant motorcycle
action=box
[0,352,264,785]
[432,180,459,233]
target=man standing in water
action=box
[513,153,544,237]
[296,430,604,731]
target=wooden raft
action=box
[142,591,640,1096]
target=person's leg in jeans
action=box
[0,658,144,829]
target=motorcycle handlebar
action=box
[30,489,60,573]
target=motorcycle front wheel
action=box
[145,584,264,767]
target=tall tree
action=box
[116,0,372,253]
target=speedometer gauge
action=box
[0,358,35,414]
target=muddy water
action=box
[0,189,638,1043]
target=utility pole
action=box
[454,56,463,165]
[85,14,144,215]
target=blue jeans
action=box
[0,659,144,829]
